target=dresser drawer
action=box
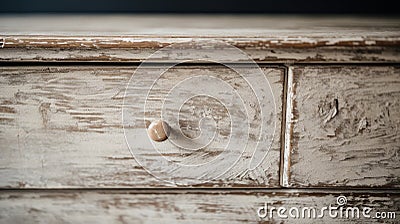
[284,66,400,188]
[0,65,284,188]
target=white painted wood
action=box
[282,67,294,187]
[0,15,399,223]
[286,66,400,187]
[0,190,398,223]
[1,47,399,63]
[0,16,399,63]
[1,15,399,36]
[0,66,283,188]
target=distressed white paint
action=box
[0,190,398,223]
[286,66,400,187]
[0,66,283,188]
[1,16,399,63]
[282,67,294,187]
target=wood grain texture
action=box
[285,66,400,188]
[0,15,399,63]
[0,66,284,188]
[0,190,398,223]
[1,15,399,36]
[1,46,399,63]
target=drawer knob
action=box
[147,120,170,142]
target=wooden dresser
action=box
[0,15,399,223]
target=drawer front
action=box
[285,66,400,187]
[0,66,284,188]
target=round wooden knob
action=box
[147,120,170,142]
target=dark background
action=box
[1,0,398,14]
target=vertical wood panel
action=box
[286,66,400,187]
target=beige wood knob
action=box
[147,120,170,142]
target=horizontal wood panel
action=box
[0,66,283,188]
[1,15,400,36]
[0,190,398,223]
[1,16,399,63]
[1,46,399,63]
[285,66,400,188]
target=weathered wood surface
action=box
[1,15,399,63]
[0,66,283,188]
[1,15,399,36]
[0,190,398,223]
[284,66,400,188]
[1,15,399,223]
[2,47,399,63]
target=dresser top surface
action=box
[1,15,399,37]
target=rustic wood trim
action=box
[1,16,399,63]
[1,33,400,63]
[281,67,295,188]
[0,190,398,223]
[3,36,400,49]
[1,47,399,63]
